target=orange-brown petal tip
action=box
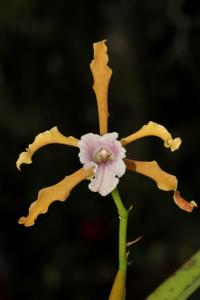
[173,190,198,212]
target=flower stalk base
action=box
[109,188,129,300]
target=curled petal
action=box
[173,191,197,212]
[125,159,197,212]
[16,127,79,170]
[121,121,181,152]
[90,40,112,135]
[18,167,93,227]
[108,270,126,300]
[125,159,177,191]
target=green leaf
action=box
[147,249,200,300]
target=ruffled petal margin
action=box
[90,40,112,135]
[124,159,197,212]
[89,159,126,196]
[121,121,181,152]
[16,127,79,170]
[18,167,93,227]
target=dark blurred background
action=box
[0,0,200,299]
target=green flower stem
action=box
[111,188,129,273]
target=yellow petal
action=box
[16,126,79,170]
[125,159,197,213]
[173,191,197,212]
[121,121,182,152]
[90,40,112,135]
[108,270,126,300]
[124,159,178,191]
[18,167,93,227]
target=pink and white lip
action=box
[78,132,126,196]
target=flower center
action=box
[94,148,113,163]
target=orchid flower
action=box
[16,40,197,228]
